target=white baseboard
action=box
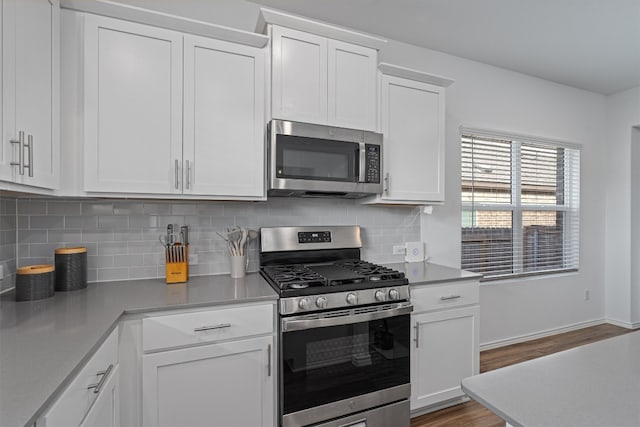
[604,318,640,329]
[480,318,607,351]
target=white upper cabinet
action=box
[271,26,327,125]
[81,13,267,199]
[83,15,183,194]
[183,35,265,198]
[1,0,59,189]
[363,64,453,205]
[327,39,377,130]
[261,8,384,131]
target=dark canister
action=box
[55,247,88,291]
[15,265,55,301]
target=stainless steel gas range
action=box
[260,226,412,427]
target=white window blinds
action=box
[461,130,580,279]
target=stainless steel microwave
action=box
[267,120,383,198]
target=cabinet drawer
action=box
[42,327,119,427]
[143,303,273,352]
[412,280,479,313]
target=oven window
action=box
[281,314,410,415]
[276,135,359,182]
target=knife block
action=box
[165,245,188,284]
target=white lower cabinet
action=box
[141,303,276,427]
[410,280,479,413]
[142,336,274,427]
[39,328,119,427]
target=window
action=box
[461,129,580,279]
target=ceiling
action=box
[249,0,640,95]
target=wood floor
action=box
[410,323,635,427]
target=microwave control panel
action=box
[365,144,381,183]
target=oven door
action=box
[280,302,412,427]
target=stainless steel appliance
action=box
[260,226,412,427]
[267,120,383,198]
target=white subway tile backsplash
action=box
[18,200,46,215]
[81,201,114,216]
[10,197,419,284]
[47,201,82,216]
[97,267,129,281]
[30,216,64,229]
[98,215,129,229]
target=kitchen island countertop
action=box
[462,330,640,427]
[0,273,278,427]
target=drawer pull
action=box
[440,295,461,301]
[87,364,113,394]
[194,323,231,332]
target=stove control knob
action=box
[346,293,358,305]
[298,298,310,310]
[375,290,386,302]
[316,296,328,309]
[388,289,400,301]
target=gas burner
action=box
[290,283,309,289]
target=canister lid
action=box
[55,247,88,255]
[17,264,55,275]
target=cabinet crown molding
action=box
[257,7,387,50]
[60,0,269,48]
[378,63,454,87]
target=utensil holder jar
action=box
[55,247,88,291]
[15,264,55,301]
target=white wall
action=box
[92,0,609,346]
[379,41,607,346]
[605,86,640,327]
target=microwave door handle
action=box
[358,142,366,183]
[281,302,413,332]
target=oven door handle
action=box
[281,302,413,332]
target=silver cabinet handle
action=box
[87,364,113,394]
[10,131,24,175]
[414,322,420,348]
[26,134,33,177]
[440,295,462,301]
[267,344,272,377]
[174,159,179,189]
[185,160,191,189]
[384,172,390,195]
[193,323,231,332]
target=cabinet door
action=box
[2,0,59,188]
[83,15,183,194]
[183,35,265,198]
[142,336,275,427]
[79,364,120,427]
[411,306,479,411]
[271,26,327,125]
[327,39,377,131]
[380,75,445,202]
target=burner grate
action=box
[335,260,406,281]
[262,265,327,290]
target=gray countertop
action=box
[0,273,278,427]
[0,261,474,427]
[462,331,640,427]
[386,261,482,285]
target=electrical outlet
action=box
[393,245,406,255]
[584,289,590,301]
[188,254,199,265]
